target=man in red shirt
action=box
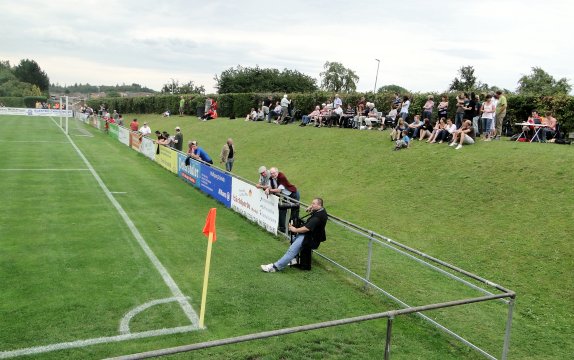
[129,118,139,132]
[266,167,300,232]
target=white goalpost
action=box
[58,96,69,134]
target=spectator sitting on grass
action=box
[391,118,408,141]
[394,130,411,151]
[449,119,475,150]
[436,118,456,143]
[428,118,445,143]
[201,108,217,121]
[418,118,434,141]
[245,108,257,121]
[408,115,423,139]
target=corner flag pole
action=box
[199,208,217,328]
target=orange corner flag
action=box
[202,208,217,242]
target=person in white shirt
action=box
[139,122,151,137]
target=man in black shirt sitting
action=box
[261,198,327,272]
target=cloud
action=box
[1,0,573,94]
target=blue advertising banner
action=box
[199,163,231,207]
[177,153,201,188]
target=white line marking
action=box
[119,297,183,335]
[0,140,70,143]
[48,117,199,324]
[0,326,196,359]
[0,169,89,171]
[110,191,127,194]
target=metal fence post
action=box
[364,236,373,288]
[501,296,515,360]
[384,316,394,360]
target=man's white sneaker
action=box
[261,263,276,272]
[455,144,463,150]
[288,258,299,266]
[449,142,456,147]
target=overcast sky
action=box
[2,0,573,94]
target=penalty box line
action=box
[48,117,199,325]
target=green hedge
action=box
[23,96,47,108]
[0,97,25,107]
[87,92,574,131]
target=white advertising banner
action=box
[118,127,130,146]
[231,177,279,235]
[0,107,73,117]
[140,137,156,160]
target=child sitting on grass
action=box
[394,130,411,151]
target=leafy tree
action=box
[160,80,205,94]
[448,65,484,93]
[12,59,50,93]
[214,65,317,94]
[516,67,571,96]
[377,84,409,94]
[319,61,359,93]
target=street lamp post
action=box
[374,59,381,94]
[170,78,175,94]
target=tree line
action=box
[1,57,571,99]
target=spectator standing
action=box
[480,95,496,141]
[422,95,434,121]
[204,97,212,113]
[139,122,151,137]
[279,94,291,124]
[173,127,183,151]
[437,96,449,120]
[494,91,507,140]
[256,166,272,190]
[179,96,185,116]
[267,167,300,232]
[262,96,273,120]
[455,93,466,129]
[220,138,235,172]
[333,94,343,109]
[129,118,139,132]
[188,140,213,164]
[399,95,410,121]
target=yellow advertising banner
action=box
[154,145,178,174]
[130,132,142,151]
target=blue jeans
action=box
[455,112,464,129]
[225,158,234,172]
[275,234,304,270]
[301,115,311,124]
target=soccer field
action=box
[0,116,202,358]
[1,114,572,359]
